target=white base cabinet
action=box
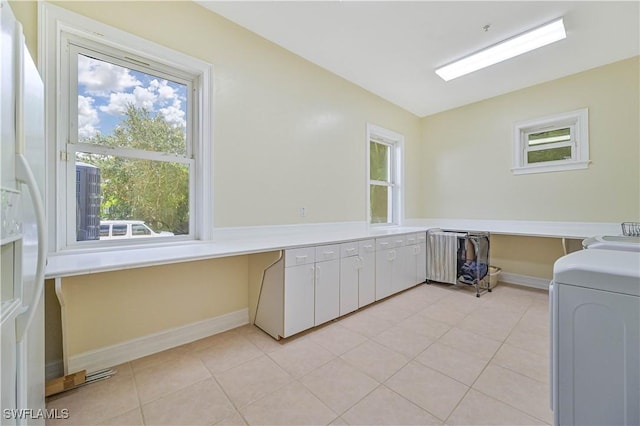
[283,263,315,337]
[255,232,427,339]
[357,240,376,308]
[339,239,376,316]
[314,245,340,326]
[375,233,427,301]
[283,246,315,337]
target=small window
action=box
[367,124,403,225]
[513,108,589,175]
[99,225,109,237]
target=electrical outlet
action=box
[298,207,306,217]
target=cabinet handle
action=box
[395,240,404,245]
[296,255,308,264]
[323,251,335,259]
[414,245,421,255]
[356,256,363,269]
[379,242,389,248]
[363,244,373,251]
[387,250,396,261]
[346,247,357,255]
[315,264,321,280]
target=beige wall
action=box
[491,235,565,280]
[421,56,640,223]
[59,257,248,356]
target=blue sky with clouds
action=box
[77,54,187,140]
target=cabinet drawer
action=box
[416,232,427,244]
[285,247,315,266]
[358,239,375,254]
[377,235,405,250]
[392,235,407,247]
[376,236,395,251]
[315,244,340,262]
[405,233,418,245]
[340,241,359,258]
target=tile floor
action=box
[46,282,552,425]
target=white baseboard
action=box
[499,272,550,291]
[67,308,249,374]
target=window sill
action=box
[511,160,590,175]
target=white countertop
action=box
[45,219,621,279]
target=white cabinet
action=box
[283,247,315,337]
[256,231,427,340]
[340,241,360,315]
[375,233,427,300]
[358,239,376,308]
[417,232,427,284]
[375,236,403,300]
[339,239,376,315]
[314,244,340,326]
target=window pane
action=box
[132,224,151,236]
[528,128,570,146]
[112,225,127,236]
[527,146,572,164]
[99,225,109,237]
[77,54,188,156]
[370,141,389,181]
[370,184,391,224]
[75,152,189,241]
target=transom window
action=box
[513,108,589,175]
[367,124,403,225]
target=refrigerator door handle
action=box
[15,153,47,342]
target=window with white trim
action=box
[41,3,213,251]
[512,108,589,175]
[367,124,403,225]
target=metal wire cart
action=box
[426,229,491,297]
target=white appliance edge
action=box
[1,1,47,424]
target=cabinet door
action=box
[340,256,359,316]
[376,249,395,300]
[315,258,340,326]
[284,264,315,337]
[358,252,376,307]
[557,284,639,426]
[397,244,417,292]
[417,242,427,283]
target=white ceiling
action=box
[198,1,640,117]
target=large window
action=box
[512,108,589,175]
[367,124,403,225]
[41,3,213,251]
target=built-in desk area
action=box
[44,219,620,376]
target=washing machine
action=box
[582,235,640,252]
[551,248,640,425]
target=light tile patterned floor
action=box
[46,283,552,425]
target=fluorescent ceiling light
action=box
[435,18,566,81]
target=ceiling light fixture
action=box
[435,18,566,82]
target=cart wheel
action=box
[476,294,480,298]
[488,289,492,292]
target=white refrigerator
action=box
[1,1,47,425]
